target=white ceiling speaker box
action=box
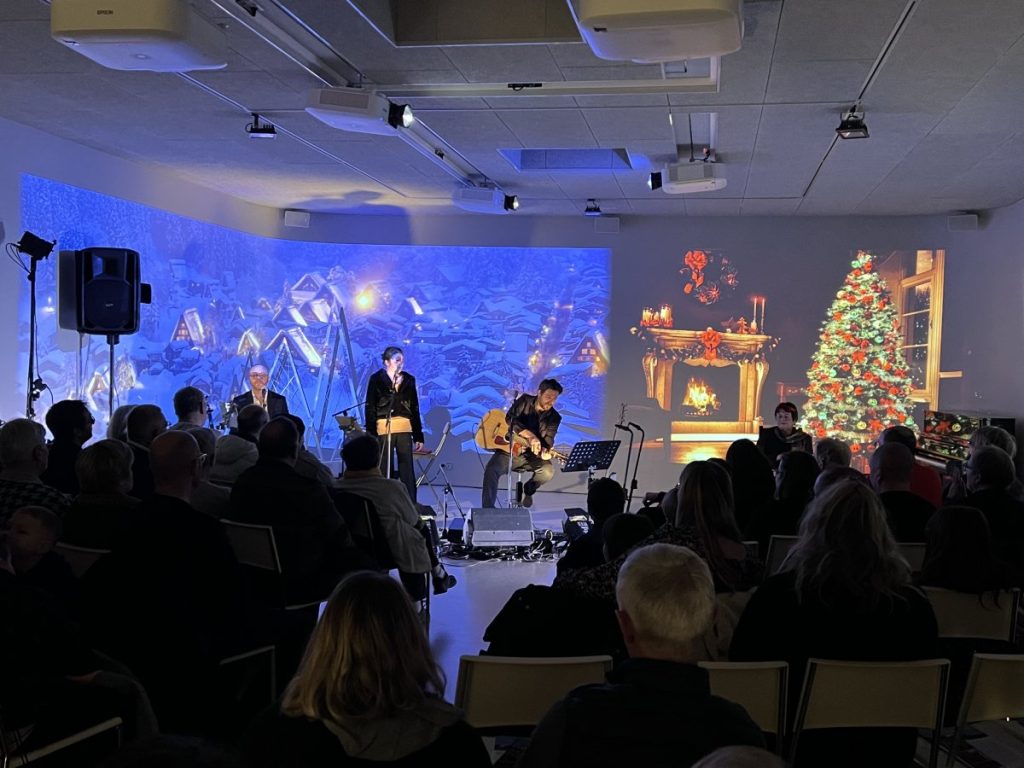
[51,0,227,72]
[306,88,398,135]
[571,0,743,63]
[661,163,726,193]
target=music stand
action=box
[562,440,621,481]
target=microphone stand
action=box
[505,391,520,508]
[614,423,635,509]
[627,422,646,514]
[383,380,397,480]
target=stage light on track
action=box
[504,194,519,211]
[584,198,602,217]
[836,106,869,139]
[246,113,277,139]
[648,171,663,190]
[387,102,414,129]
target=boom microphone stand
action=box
[614,423,635,509]
[15,232,56,419]
[627,421,645,513]
[505,391,520,508]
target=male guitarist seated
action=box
[482,378,563,509]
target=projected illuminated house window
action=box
[877,250,946,408]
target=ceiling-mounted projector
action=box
[658,163,726,193]
[51,0,227,72]
[306,88,412,136]
[570,0,743,63]
[452,187,518,214]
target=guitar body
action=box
[475,408,569,462]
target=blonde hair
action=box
[281,571,445,724]
[616,543,716,652]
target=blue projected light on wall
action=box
[19,174,609,464]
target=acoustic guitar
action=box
[475,408,569,462]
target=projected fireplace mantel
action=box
[640,328,772,462]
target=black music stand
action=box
[562,440,621,485]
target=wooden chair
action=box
[54,542,110,578]
[699,661,788,753]
[923,587,1020,642]
[1,716,122,765]
[790,658,950,768]
[946,653,1024,767]
[897,542,927,573]
[765,535,798,576]
[454,654,613,733]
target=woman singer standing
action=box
[365,346,424,503]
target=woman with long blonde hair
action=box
[244,571,489,767]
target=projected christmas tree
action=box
[803,252,916,457]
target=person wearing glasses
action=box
[41,399,96,495]
[233,364,289,418]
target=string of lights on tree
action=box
[801,251,916,456]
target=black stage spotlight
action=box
[387,102,415,129]
[16,231,55,260]
[246,113,277,139]
[836,106,869,139]
[648,171,663,190]
[503,194,520,212]
[584,198,602,217]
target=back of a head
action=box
[282,413,307,438]
[692,746,787,768]
[342,433,380,471]
[725,439,775,503]
[776,450,820,502]
[173,386,206,421]
[149,430,200,486]
[970,446,1016,491]
[587,477,626,524]
[282,571,443,722]
[184,426,217,460]
[236,404,269,437]
[76,438,134,494]
[921,505,1000,592]
[971,425,1017,460]
[814,466,869,497]
[616,543,715,654]
[0,418,46,467]
[869,442,914,488]
[12,505,62,543]
[107,405,135,441]
[602,513,655,561]
[879,425,917,451]
[127,405,167,446]
[790,480,908,606]
[814,437,852,469]
[259,418,299,462]
[45,399,91,441]
[676,461,737,533]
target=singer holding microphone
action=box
[365,346,423,503]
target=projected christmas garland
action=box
[802,252,916,455]
[631,326,779,364]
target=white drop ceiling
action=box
[2,0,1024,217]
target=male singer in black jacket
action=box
[364,346,424,503]
[233,364,289,418]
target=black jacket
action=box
[365,370,424,443]
[233,390,289,418]
[506,394,561,451]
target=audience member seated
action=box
[0,418,70,525]
[725,439,775,532]
[964,446,1024,577]
[41,399,95,495]
[101,735,247,768]
[210,404,266,487]
[106,405,135,442]
[692,746,786,768]
[730,481,938,768]
[917,505,1016,592]
[8,505,78,612]
[184,426,230,519]
[870,442,935,542]
[335,433,454,598]
[813,465,869,496]
[557,478,626,574]
[602,512,655,562]
[282,414,335,489]
[744,450,819,554]
[553,461,762,607]
[82,430,248,731]
[814,436,851,470]
[62,439,141,549]
[228,418,358,603]
[948,425,1023,503]
[243,571,490,768]
[125,404,168,499]
[520,544,765,768]
[169,386,210,431]
[878,425,942,507]
[756,402,812,467]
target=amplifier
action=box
[467,508,535,547]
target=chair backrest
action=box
[741,540,760,560]
[54,542,110,578]
[415,421,451,488]
[333,489,396,569]
[957,653,1024,725]
[898,542,927,573]
[699,661,788,740]
[792,658,949,767]
[923,587,1020,642]
[765,535,798,575]
[220,519,281,573]
[454,654,613,730]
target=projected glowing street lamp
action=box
[354,289,375,311]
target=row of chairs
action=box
[453,653,1024,768]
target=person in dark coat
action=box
[233,364,289,418]
[870,442,935,542]
[756,402,812,467]
[964,446,1024,578]
[365,346,425,503]
[41,399,95,495]
[557,478,626,574]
